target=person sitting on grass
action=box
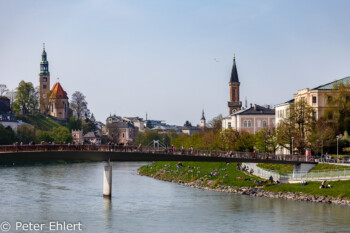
[269,175,274,184]
[301,180,307,186]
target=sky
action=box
[1,0,350,125]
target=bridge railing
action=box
[0,145,310,162]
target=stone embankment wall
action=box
[182,181,350,206]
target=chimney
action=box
[254,104,257,110]
[250,103,252,108]
[267,105,270,109]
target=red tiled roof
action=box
[50,82,68,99]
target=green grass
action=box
[311,163,350,171]
[264,180,350,199]
[257,163,294,175]
[139,161,265,188]
[16,114,65,131]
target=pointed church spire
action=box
[230,54,239,83]
[40,43,49,75]
[201,109,206,121]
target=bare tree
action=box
[70,91,89,119]
[0,84,9,96]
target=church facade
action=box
[38,45,69,120]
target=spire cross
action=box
[43,43,45,50]
[57,77,60,83]
[233,53,235,60]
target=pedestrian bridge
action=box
[0,145,316,165]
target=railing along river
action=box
[0,144,311,163]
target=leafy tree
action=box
[134,130,173,146]
[220,128,240,151]
[324,81,350,133]
[184,121,192,127]
[207,114,223,133]
[308,120,335,155]
[51,127,73,143]
[236,131,255,152]
[277,100,314,154]
[0,125,16,145]
[255,128,277,153]
[171,133,191,148]
[13,81,38,114]
[36,130,54,143]
[68,116,82,131]
[0,84,8,96]
[70,91,89,119]
[16,125,36,144]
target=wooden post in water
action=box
[103,160,112,198]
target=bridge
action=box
[0,144,316,165]
[0,144,317,198]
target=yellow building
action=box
[293,76,350,120]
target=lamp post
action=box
[291,137,294,157]
[336,135,340,163]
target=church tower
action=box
[227,55,242,114]
[39,44,50,114]
[200,109,206,129]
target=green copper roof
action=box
[312,76,350,90]
[39,71,50,75]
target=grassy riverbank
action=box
[264,180,350,198]
[139,162,350,200]
[139,161,265,188]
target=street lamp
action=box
[291,137,294,157]
[336,135,340,163]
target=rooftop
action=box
[312,76,350,90]
[50,82,68,99]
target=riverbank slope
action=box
[138,161,350,206]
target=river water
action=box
[0,162,349,233]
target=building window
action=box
[232,89,235,99]
[312,96,317,104]
[51,103,54,112]
[43,77,47,82]
[327,96,332,103]
[64,103,67,113]
[244,120,251,128]
[248,120,251,127]
[228,122,231,128]
[312,112,317,119]
[263,120,267,128]
[122,133,125,138]
[244,120,247,128]
[257,120,261,127]
[43,85,47,89]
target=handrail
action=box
[0,145,311,162]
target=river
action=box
[0,162,349,233]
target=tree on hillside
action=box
[0,84,8,96]
[68,116,82,131]
[16,125,36,144]
[0,125,16,145]
[51,127,73,143]
[70,91,89,119]
[13,81,38,114]
[207,114,223,133]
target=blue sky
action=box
[1,0,350,125]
